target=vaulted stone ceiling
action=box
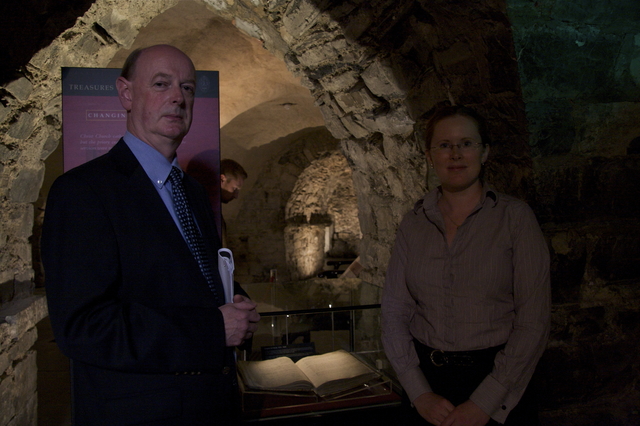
[106,0,324,152]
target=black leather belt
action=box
[415,340,504,368]
[429,349,480,367]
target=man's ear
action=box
[116,76,133,112]
[220,174,227,184]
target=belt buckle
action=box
[430,349,446,367]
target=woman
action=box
[381,105,550,426]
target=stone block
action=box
[7,113,36,141]
[6,326,37,365]
[28,43,62,77]
[297,41,336,69]
[96,9,136,47]
[73,31,106,60]
[0,351,9,382]
[12,351,38,424]
[318,69,360,93]
[43,95,62,121]
[0,144,20,163]
[39,133,60,161]
[0,351,38,426]
[296,37,359,69]
[5,78,33,103]
[333,85,382,114]
[0,104,9,124]
[0,296,48,352]
[12,272,34,302]
[362,58,407,99]
[317,104,350,140]
[11,205,34,241]
[15,244,33,272]
[282,0,329,39]
[358,108,415,137]
[10,392,37,426]
[9,166,45,204]
[234,18,263,40]
[0,374,15,426]
[339,114,369,139]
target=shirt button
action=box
[502,405,507,410]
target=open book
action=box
[237,350,380,397]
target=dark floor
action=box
[34,316,407,426]
[35,316,72,426]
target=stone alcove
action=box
[285,150,361,280]
[223,124,352,284]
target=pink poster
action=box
[62,67,221,230]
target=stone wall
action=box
[508,1,640,424]
[0,296,47,426]
[0,0,638,425]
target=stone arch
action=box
[284,151,360,280]
[2,0,528,294]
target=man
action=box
[220,159,247,204]
[219,159,247,247]
[41,45,260,425]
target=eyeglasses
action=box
[430,141,483,154]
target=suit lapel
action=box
[108,140,225,304]
[106,140,198,265]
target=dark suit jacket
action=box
[42,140,239,425]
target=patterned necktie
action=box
[168,166,222,305]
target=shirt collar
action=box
[414,181,498,215]
[122,131,181,189]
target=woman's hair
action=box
[422,104,491,149]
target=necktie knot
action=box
[168,166,182,186]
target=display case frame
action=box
[239,279,401,422]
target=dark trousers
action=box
[404,340,539,426]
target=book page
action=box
[237,357,313,391]
[294,350,376,389]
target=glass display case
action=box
[239,278,401,421]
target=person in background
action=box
[219,158,247,247]
[382,104,550,426]
[41,44,259,425]
[220,158,247,204]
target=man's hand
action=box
[414,392,455,425]
[219,295,260,346]
[440,400,490,426]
